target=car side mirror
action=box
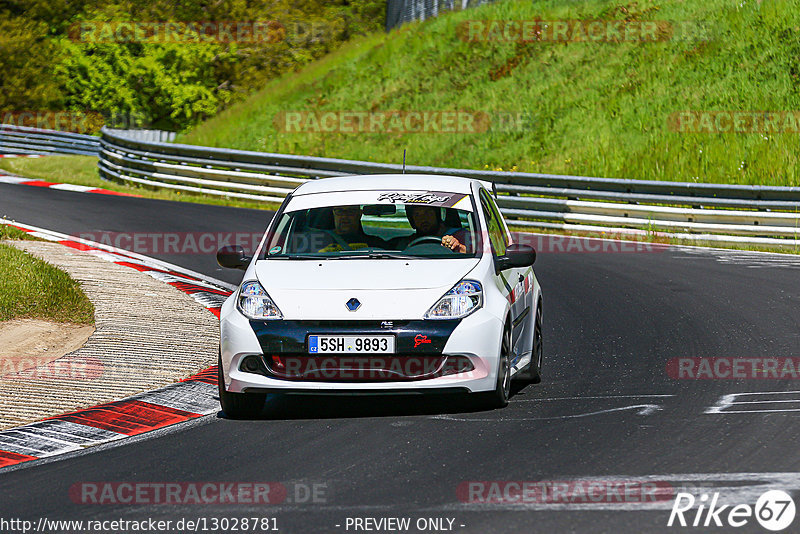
[217,245,251,270]
[496,244,536,272]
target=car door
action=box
[478,187,530,371]
[491,192,535,365]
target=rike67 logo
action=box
[668,490,796,531]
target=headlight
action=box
[237,281,283,320]
[424,280,483,319]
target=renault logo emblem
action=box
[346,298,361,311]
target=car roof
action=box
[292,174,479,196]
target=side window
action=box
[487,192,512,246]
[479,189,507,256]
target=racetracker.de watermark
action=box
[0,356,103,380]
[669,111,800,134]
[2,111,154,134]
[69,481,328,505]
[510,233,667,253]
[457,480,675,504]
[265,354,478,381]
[272,111,536,134]
[2,111,106,135]
[72,232,666,255]
[668,358,800,379]
[68,21,285,44]
[458,20,711,43]
[74,232,263,256]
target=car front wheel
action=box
[483,327,512,409]
[520,302,543,383]
[218,353,266,419]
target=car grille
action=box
[244,354,474,382]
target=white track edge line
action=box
[1,218,236,291]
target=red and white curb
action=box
[0,220,235,469]
[0,173,139,197]
[0,154,136,196]
[1,153,123,195]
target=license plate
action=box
[308,335,395,354]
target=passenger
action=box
[317,205,389,251]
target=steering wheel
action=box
[406,235,447,248]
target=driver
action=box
[317,205,388,252]
[396,205,468,253]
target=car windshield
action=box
[263,200,480,259]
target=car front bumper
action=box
[219,294,503,395]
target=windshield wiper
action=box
[266,252,421,260]
[363,252,419,259]
[266,254,327,260]
[306,252,421,260]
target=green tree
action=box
[1,0,385,131]
[0,13,64,111]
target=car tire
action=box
[483,327,512,409]
[521,302,543,384]
[218,353,266,419]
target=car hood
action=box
[254,258,480,320]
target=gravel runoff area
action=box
[0,240,220,430]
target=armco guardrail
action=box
[385,0,496,31]
[98,127,800,247]
[0,123,100,156]
[0,124,177,156]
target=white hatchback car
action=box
[217,174,542,418]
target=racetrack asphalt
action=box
[1,182,800,533]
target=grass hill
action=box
[181,0,800,186]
